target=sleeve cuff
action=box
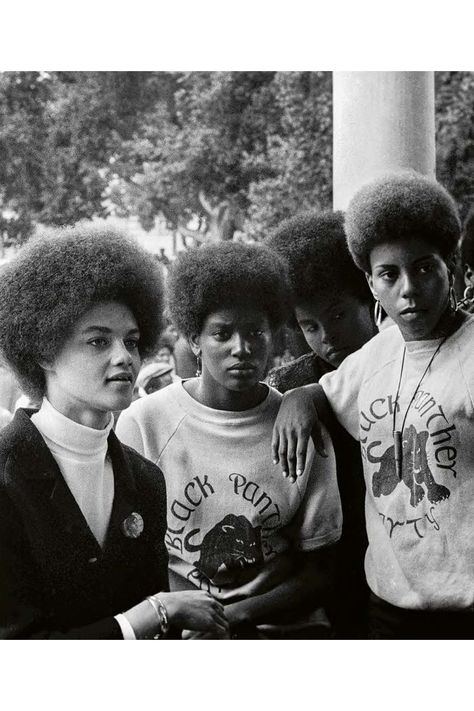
[115,613,137,640]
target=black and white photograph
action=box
[1,2,473,709]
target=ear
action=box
[365,272,377,300]
[38,358,54,373]
[188,334,201,357]
[464,264,474,289]
[446,256,457,284]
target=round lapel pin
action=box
[122,512,144,539]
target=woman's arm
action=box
[224,546,337,632]
[0,488,228,640]
[123,590,229,639]
[271,382,333,480]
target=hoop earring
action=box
[374,299,383,328]
[463,285,474,302]
[449,285,458,312]
[195,352,202,377]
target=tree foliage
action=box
[1,71,474,246]
[436,71,474,221]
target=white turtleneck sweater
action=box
[31,398,114,547]
[31,398,135,639]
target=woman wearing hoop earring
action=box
[272,172,474,639]
[460,209,474,313]
[117,241,342,639]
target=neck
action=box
[429,306,465,340]
[402,306,466,342]
[45,392,111,430]
[185,378,267,411]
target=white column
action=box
[333,71,435,211]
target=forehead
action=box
[369,238,444,269]
[74,301,139,331]
[295,293,361,321]
[203,306,270,327]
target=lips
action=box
[227,362,256,373]
[400,306,427,320]
[107,372,133,383]
[324,347,348,361]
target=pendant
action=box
[394,430,402,480]
[122,512,144,538]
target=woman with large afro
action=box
[266,210,376,390]
[0,225,228,639]
[116,241,342,639]
[265,210,378,638]
[272,171,474,639]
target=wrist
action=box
[147,594,169,638]
[122,599,158,640]
[226,602,250,628]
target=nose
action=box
[320,323,336,346]
[111,339,133,365]
[399,271,417,298]
[231,333,251,357]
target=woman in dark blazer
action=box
[0,225,228,639]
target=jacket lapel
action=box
[10,410,102,557]
[8,410,146,557]
[102,430,143,552]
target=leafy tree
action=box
[2,70,474,249]
[0,71,52,243]
[112,71,333,243]
[436,71,474,221]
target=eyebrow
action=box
[374,253,436,269]
[82,326,140,335]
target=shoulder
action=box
[118,383,185,432]
[452,312,474,345]
[339,325,401,374]
[109,431,166,494]
[0,409,42,469]
[448,313,474,375]
[266,353,331,392]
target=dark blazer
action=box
[0,409,169,639]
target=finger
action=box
[286,438,297,481]
[278,433,289,477]
[214,608,230,627]
[311,423,327,458]
[296,429,311,477]
[215,619,230,633]
[271,427,280,465]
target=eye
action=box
[418,262,433,275]
[378,270,397,282]
[249,328,265,338]
[125,338,140,350]
[333,311,345,321]
[302,323,318,333]
[213,330,231,341]
[88,337,108,347]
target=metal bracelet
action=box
[146,595,164,640]
[156,597,170,635]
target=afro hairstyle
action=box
[344,171,461,273]
[166,241,291,338]
[461,208,474,268]
[0,225,165,401]
[266,210,372,306]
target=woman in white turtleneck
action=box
[0,226,228,639]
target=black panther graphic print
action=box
[368,424,451,507]
[184,513,263,580]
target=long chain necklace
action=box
[392,336,447,479]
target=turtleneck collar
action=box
[31,397,114,461]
